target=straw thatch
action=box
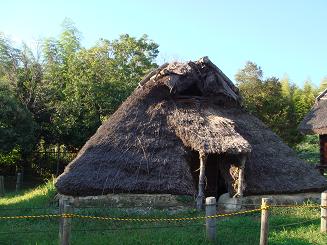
[55,57,327,197]
[299,89,327,135]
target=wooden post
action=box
[59,202,73,245]
[196,152,207,210]
[16,172,22,192]
[236,155,246,197]
[260,198,270,245]
[205,197,216,241]
[0,176,4,197]
[59,198,66,243]
[321,191,327,233]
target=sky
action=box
[1,0,326,87]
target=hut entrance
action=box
[186,151,229,200]
[206,154,229,198]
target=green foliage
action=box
[0,20,159,175]
[235,62,320,145]
[43,27,158,148]
[293,80,318,125]
[294,135,320,164]
[0,82,36,153]
[0,147,21,166]
[1,20,158,152]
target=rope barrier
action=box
[0,208,261,221]
[0,214,61,219]
[0,204,325,222]
[66,208,261,222]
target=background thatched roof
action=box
[55,57,327,197]
[299,89,327,135]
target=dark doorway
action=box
[185,150,229,199]
[206,154,228,198]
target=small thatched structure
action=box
[299,89,327,172]
[56,57,327,207]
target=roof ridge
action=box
[317,88,327,101]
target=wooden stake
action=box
[60,203,73,245]
[260,198,270,245]
[237,155,246,197]
[196,152,207,210]
[16,172,22,192]
[321,191,327,233]
[0,176,4,197]
[205,197,216,241]
[59,197,68,243]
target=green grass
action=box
[1,182,327,245]
[294,135,320,164]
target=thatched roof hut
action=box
[55,57,327,205]
[299,89,327,172]
[299,89,327,135]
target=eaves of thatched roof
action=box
[299,88,327,135]
[167,106,251,154]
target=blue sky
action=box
[1,0,326,86]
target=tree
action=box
[280,75,293,98]
[235,61,263,83]
[235,62,305,145]
[0,82,36,153]
[235,61,264,114]
[0,33,52,145]
[43,23,159,148]
[293,80,318,125]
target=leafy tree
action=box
[293,80,318,125]
[43,22,159,148]
[0,82,36,153]
[0,33,52,143]
[235,61,264,114]
[235,62,307,145]
[235,61,263,83]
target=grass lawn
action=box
[0,181,327,245]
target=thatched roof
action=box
[299,89,327,135]
[55,57,327,197]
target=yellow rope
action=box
[0,214,61,219]
[0,208,261,221]
[68,208,262,222]
[0,204,326,221]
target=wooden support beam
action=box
[237,155,246,197]
[232,155,246,198]
[196,152,207,210]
